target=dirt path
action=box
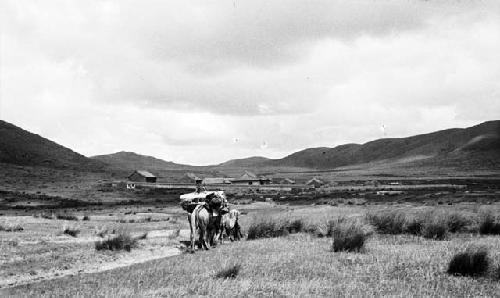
[0,229,191,289]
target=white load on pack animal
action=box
[180,189,228,252]
[180,190,227,214]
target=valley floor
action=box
[1,202,500,297]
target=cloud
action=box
[1,0,499,165]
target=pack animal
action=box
[220,209,243,243]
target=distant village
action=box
[127,170,325,188]
[122,169,467,195]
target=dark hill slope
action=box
[269,121,500,169]
[91,151,189,172]
[0,120,105,171]
[216,156,270,168]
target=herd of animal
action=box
[181,190,242,252]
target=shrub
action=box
[82,215,90,221]
[447,247,489,277]
[331,220,371,252]
[56,213,78,221]
[63,227,80,237]
[366,210,406,234]
[215,264,241,279]
[95,232,138,252]
[479,213,500,235]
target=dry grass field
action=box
[1,200,500,297]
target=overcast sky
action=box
[1,1,499,165]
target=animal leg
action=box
[189,213,196,253]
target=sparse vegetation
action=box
[2,189,500,296]
[0,224,24,232]
[168,229,181,239]
[96,228,109,238]
[447,247,489,277]
[56,213,79,221]
[95,232,138,252]
[215,264,241,279]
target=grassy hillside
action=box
[91,151,189,172]
[267,120,500,170]
[0,120,105,171]
[216,156,270,168]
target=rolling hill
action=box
[91,151,190,172]
[216,156,271,168]
[0,120,105,171]
[263,120,500,170]
[1,119,499,175]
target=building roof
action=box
[202,177,232,184]
[131,170,156,178]
[239,170,258,180]
[306,177,324,185]
[281,178,295,184]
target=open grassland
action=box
[0,206,191,288]
[2,201,500,296]
[3,233,500,297]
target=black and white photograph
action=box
[1,0,500,296]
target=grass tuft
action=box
[331,219,371,252]
[446,212,472,233]
[366,210,406,234]
[284,219,304,234]
[136,232,148,240]
[247,220,289,240]
[421,218,448,240]
[447,247,489,277]
[95,232,138,252]
[479,213,500,235]
[215,264,241,279]
[56,213,79,221]
[168,229,181,239]
[63,227,80,237]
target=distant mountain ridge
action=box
[91,151,189,172]
[264,120,500,169]
[1,119,499,173]
[0,120,105,171]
